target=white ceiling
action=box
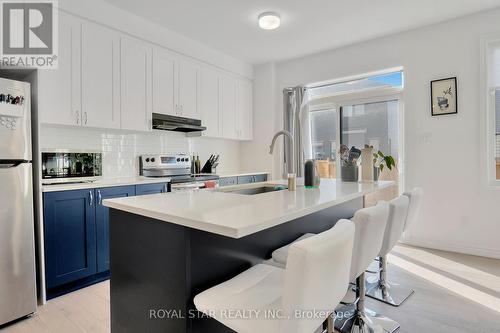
[102,0,500,65]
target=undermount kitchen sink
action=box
[218,185,288,195]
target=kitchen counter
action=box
[215,171,269,178]
[105,178,393,332]
[103,179,393,238]
[41,176,172,192]
[41,171,269,192]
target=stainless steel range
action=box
[140,154,219,191]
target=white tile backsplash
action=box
[39,125,241,178]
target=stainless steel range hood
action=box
[152,113,206,132]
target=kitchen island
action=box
[103,179,393,333]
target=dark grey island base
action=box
[109,197,363,333]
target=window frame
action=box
[481,34,500,187]
[307,86,404,191]
[336,92,404,192]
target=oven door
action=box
[171,182,205,192]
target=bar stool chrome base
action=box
[366,281,414,307]
[334,273,400,333]
[365,256,414,307]
[334,304,400,333]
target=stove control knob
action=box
[145,158,150,162]
[151,158,155,163]
[177,158,181,162]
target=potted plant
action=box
[373,151,396,181]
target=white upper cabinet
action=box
[81,22,120,129]
[38,13,81,126]
[177,59,200,119]
[152,48,177,117]
[220,74,238,140]
[237,79,253,140]
[37,11,252,137]
[120,37,152,131]
[199,67,220,137]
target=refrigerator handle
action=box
[0,160,30,168]
[89,190,94,206]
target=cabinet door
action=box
[221,74,238,139]
[178,59,200,119]
[136,183,169,195]
[121,37,152,131]
[38,13,81,126]
[218,177,237,187]
[81,22,120,129]
[253,174,268,183]
[43,189,96,288]
[95,186,136,273]
[237,175,254,184]
[153,49,177,117]
[237,79,253,140]
[200,67,220,137]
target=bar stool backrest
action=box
[403,187,424,234]
[280,219,355,333]
[349,202,390,281]
[379,195,409,256]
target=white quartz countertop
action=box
[41,171,269,192]
[216,171,269,178]
[41,177,172,192]
[103,179,394,238]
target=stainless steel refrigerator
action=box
[0,77,37,325]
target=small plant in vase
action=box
[373,151,396,181]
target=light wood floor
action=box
[2,245,500,333]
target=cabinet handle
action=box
[76,110,79,125]
[163,184,169,193]
[97,189,102,205]
[180,105,183,115]
[89,190,94,206]
[84,112,88,125]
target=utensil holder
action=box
[341,165,358,182]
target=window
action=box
[485,38,500,182]
[310,108,337,178]
[341,100,399,161]
[307,70,403,181]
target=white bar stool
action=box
[402,188,423,239]
[366,195,414,306]
[194,220,355,333]
[334,202,400,333]
[267,202,400,333]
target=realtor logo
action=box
[0,0,58,68]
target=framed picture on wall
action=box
[431,77,458,116]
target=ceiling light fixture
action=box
[258,12,281,30]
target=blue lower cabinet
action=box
[136,182,169,195]
[253,174,268,183]
[95,186,136,273]
[237,175,254,184]
[43,189,97,289]
[44,183,170,297]
[218,177,237,187]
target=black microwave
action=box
[42,151,102,184]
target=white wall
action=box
[40,125,241,178]
[250,8,500,258]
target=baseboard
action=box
[400,237,500,259]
